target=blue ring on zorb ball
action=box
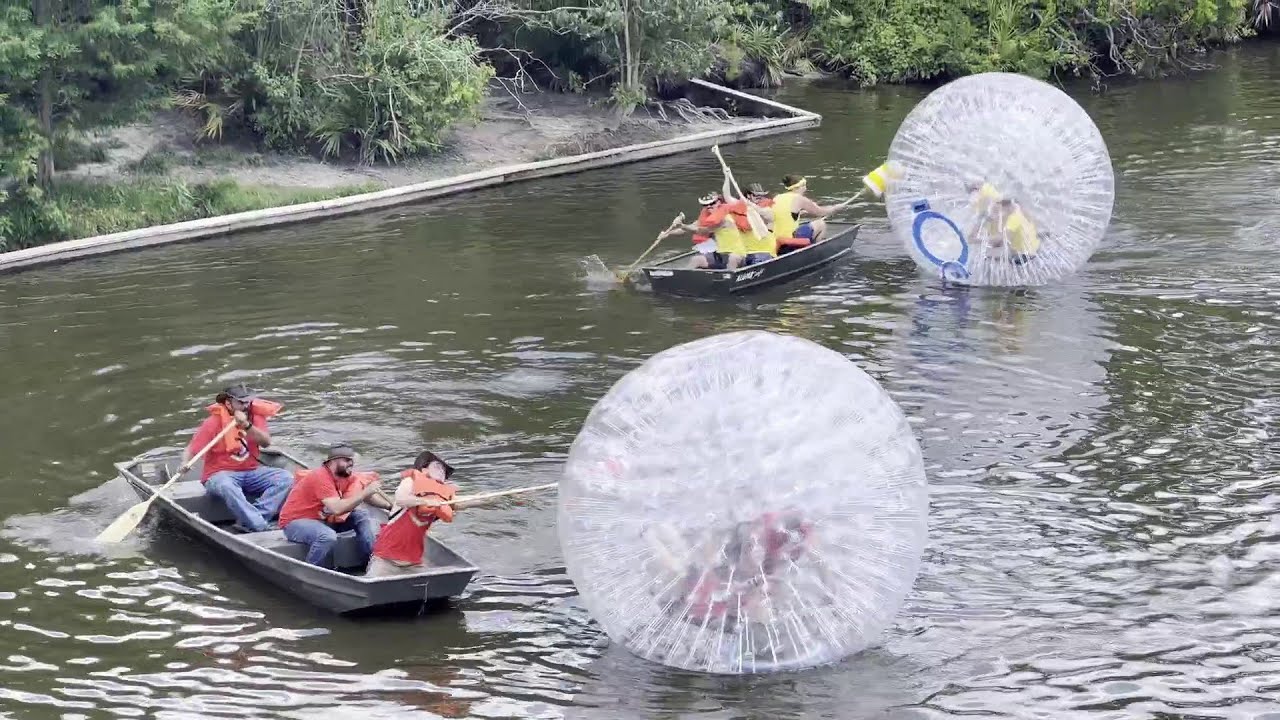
[911,200,969,270]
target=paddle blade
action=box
[746,207,770,242]
[95,497,154,543]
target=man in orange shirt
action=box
[277,443,392,568]
[185,383,294,532]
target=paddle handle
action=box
[710,145,770,241]
[622,214,685,276]
[832,189,865,213]
[158,421,237,494]
[420,482,558,508]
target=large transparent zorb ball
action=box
[885,72,1114,286]
[558,331,929,674]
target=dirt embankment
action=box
[66,91,754,191]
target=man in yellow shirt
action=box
[967,183,1039,265]
[998,198,1039,265]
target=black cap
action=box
[413,450,455,479]
[217,381,257,404]
[325,443,357,463]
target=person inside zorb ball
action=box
[558,331,930,674]
[881,71,1115,287]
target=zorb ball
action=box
[884,72,1114,286]
[558,331,929,674]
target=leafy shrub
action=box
[175,0,492,163]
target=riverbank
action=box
[0,81,817,274]
[3,89,758,253]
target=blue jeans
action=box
[282,508,378,568]
[205,466,294,532]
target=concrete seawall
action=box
[0,80,820,276]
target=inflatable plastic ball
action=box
[883,72,1115,287]
[558,331,930,674]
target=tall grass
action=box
[1,179,382,251]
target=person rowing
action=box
[185,383,294,533]
[277,442,391,568]
[732,183,780,266]
[771,175,842,250]
[666,185,751,270]
[366,450,496,577]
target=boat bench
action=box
[167,478,380,570]
[240,529,370,569]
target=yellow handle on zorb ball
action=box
[862,162,903,198]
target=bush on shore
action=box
[0,0,1268,251]
[0,179,380,252]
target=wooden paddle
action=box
[617,214,685,280]
[710,145,771,241]
[418,482,558,509]
[97,421,237,543]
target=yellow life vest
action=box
[714,223,747,256]
[743,231,776,256]
[1003,210,1040,255]
[772,192,800,240]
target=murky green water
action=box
[2,45,1279,719]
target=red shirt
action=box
[187,413,270,482]
[278,467,358,528]
[371,471,456,564]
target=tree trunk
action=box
[621,0,631,89]
[34,0,55,189]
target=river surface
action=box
[1,46,1279,719]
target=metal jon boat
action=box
[115,448,480,615]
[639,222,860,297]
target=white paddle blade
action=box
[95,498,154,543]
[745,208,770,242]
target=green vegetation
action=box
[0,0,1272,250]
[1,179,381,252]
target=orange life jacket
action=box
[399,468,456,525]
[693,205,727,245]
[332,471,378,524]
[722,200,754,232]
[205,399,283,453]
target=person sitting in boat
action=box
[277,443,391,568]
[771,175,841,250]
[665,190,748,270]
[366,450,479,577]
[185,383,294,533]
[737,183,779,266]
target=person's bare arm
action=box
[394,477,424,507]
[365,481,393,510]
[321,482,380,516]
[238,412,272,447]
[795,195,837,218]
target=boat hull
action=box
[640,223,860,297]
[116,448,480,615]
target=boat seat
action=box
[241,529,370,570]
[169,479,239,525]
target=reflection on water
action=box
[1,45,1280,718]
